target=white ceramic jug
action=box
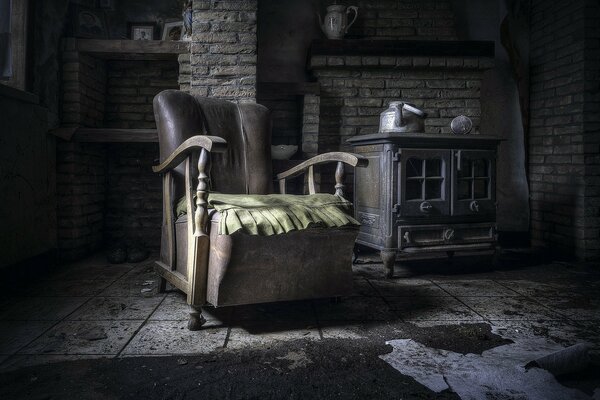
[318,4,358,40]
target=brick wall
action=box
[342,0,458,40]
[56,143,106,261]
[528,0,592,259]
[190,0,258,100]
[58,50,179,260]
[310,55,492,154]
[104,143,162,249]
[62,47,106,127]
[104,60,179,129]
[583,0,600,259]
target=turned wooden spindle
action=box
[334,161,345,198]
[194,148,211,236]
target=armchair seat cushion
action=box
[176,193,359,236]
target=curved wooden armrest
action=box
[152,135,227,173]
[276,152,368,181]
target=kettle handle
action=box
[345,6,358,33]
[402,103,426,117]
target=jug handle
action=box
[402,103,426,117]
[316,12,326,36]
[345,6,359,33]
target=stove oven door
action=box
[398,149,451,217]
[452,150,496,216]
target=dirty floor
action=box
[0,251,598,399]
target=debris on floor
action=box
[380,334,595,400]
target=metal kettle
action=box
[379,101,426,133]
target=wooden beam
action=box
[73,39,190,55]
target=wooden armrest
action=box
[152,135,227,173]
[276,152,368,180]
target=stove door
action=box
[452,150,496,216]
[398,149,451,217]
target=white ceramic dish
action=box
[271,145,298,160]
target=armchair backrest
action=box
[153,90,273,195]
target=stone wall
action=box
[104,60,179,129]
[342,0,458,40]
[190,0,258,100]
[528,0,597,259]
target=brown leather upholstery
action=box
[153,90,272,195]
[154,90,359,323]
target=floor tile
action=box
[0,297,90,321]
[0,354,109,373]
[320,321,380,339]
[433,279,518,297]
[535,296,600,320]
[459,296,567,321]
[98,277,164,298]
[45,264,133,282]
[67,296,164,320]
[493,280,570,297]
[19,320,144,355]
[149,292,231,322]
[370,278,449,297]
[226,324,319,350]
[120,320,227,355]
[314,296,397,321]
[350,277,380,297]
[489,320,587,346]
[388,296,484,322]
[230,300,316,323]
[24,279,113,297]
[0,321,55,355]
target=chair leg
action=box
[158,277,167,293]
[188,305,206,331]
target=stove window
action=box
[405,157,445,201]
[457,158,491,200]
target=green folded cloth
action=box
[175,193,359,236]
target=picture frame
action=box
[162,21,183,41]
[98,0,113,10]
[72,6,108,39]
[128,22,157,41]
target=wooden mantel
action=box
[62,38,190,60]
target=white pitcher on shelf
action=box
[317,4,358,40]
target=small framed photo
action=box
[72,6,108,39]
[128,23,157,41]
[162,21,183,41]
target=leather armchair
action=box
[152,90,367,329]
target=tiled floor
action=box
[0,252,599,372]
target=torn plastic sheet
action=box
[380,337,592,400]
[525,343,591,376]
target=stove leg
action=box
[188,305,206,331]
[381,250,396,279]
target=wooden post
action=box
[334,161,345,198]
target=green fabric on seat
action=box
[175,193,359,236]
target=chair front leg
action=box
[185,149,211,330]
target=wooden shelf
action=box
[310,39,494,58]
[62,38,190,60]
[52,127,158,142]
